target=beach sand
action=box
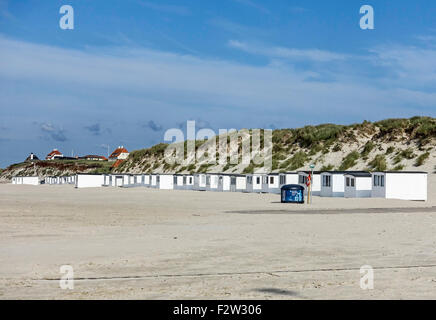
[0,175,435,299]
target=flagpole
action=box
[307,174,310,204]
[310,170,313,204]
[309,164,315,205]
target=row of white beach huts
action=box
[12,170,428,201]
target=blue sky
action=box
[0,0,435,167]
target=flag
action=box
[306,174,311,187]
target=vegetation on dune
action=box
[242,160,265,174]
[392,164,405,171]
[375,116,436,142]
[272,124,347,150]
[109,116,434,175]
[415,152,430,167]
[332,143,342,152]
[186,164,196,173]
[242,163,255,174]
[197,163,214,173]
[279,151,308,171]
[385,146,395,154]
[369,154,388,172]
[2,117,434,179]
[361,141,376,159]
[0,159,113,179]
[320,164,334,171]
[339,151,360,171]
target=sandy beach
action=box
[0,175,435,299]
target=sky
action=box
[0,0,435,167]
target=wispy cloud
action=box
[84,123,101,136]
[228,40,348,62]
[177,119,212,131]
[233,0,270,15]
[0,0,13,19]
[0,34,435,168]
[289,6,307,14]
[368,45,436,88]
[137,1,191,16]
[144,120,163,132]
[39,122,67,142]
[208,18,269,37]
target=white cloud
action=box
[136,1,191,16]
[1,34,435,167]
[228,40,348,62]
[0,35,435,138]
[368,45,436,88]
[233,0,270,15]
[208,18,270,37]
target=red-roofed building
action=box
[109,146,129,161]
[46,149,63,160]
[79,155,108,161]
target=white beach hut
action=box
[206,174,220,192]
[26,176,39,185]
[133,174,142,186]
[173,174,194,190]
[321,171,369,197]
[157,174,174,190]
[110,174,124,187]
[217,174,231,192]
[193,173,207,191]
[266,173,280,194]
[122,174,131,187]
[142,174,150,187]
[229,174,247,192]
[150,174,158,188]
[173,174,185,190]
[344,172,372,198]
[75,174,104,188]
[184,174,194,190]
[298,171,321,196]
[371,171,428,201]
[279,172,299,188]
[103,174,111,186]
[320,171,347,197]
[69,175,76,185]
[13,176,39,185]
[245,174,265,193]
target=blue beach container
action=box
[281,184,305,204]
